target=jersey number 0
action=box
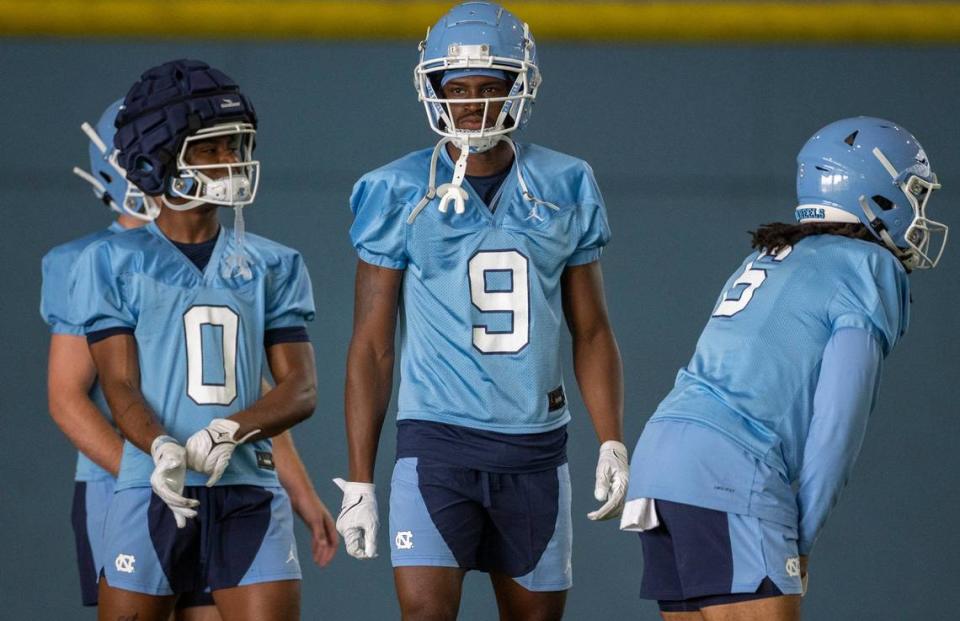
[183,305,239,405]
[469,250,530,354]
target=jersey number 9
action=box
[469,250,530,355]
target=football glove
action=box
[333,478,379,559]
[150,436,200,529]
[587,440,629,521]
[185,418,260,486]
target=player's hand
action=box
[294,493,339,567]
[185,418,260,486]
[333,478,379,559]
[587,440,629,521]
[150,436,200,529]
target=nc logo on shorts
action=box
[395,530,414,550]
[115,553,136,574]
[785,556,801,577]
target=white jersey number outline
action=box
[713,245,793,318]
[183,305,239,405]
[469,250,530,354]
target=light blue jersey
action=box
[628,235,909,541]
[350,143,610,434]
[69,222,315,490]
[40,222,125,482]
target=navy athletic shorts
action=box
[100,485,300,598]
[390,457,573,591]
[638,500,802,611]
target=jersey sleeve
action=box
[40,249,84,335]
[567,162,611,266]
[828,250,910,355]
[349,174,409,270]
[68,242,137,334]
[796,327,883,555]
[264,251,316,330]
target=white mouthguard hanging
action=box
[407,137,559,224]
[222,205,253,280]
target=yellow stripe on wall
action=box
[2,1,960,43]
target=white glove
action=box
[150,436,200,529]
[587,440,629,521]
[333,478,379,559]
[185,418,260,486]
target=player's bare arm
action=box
[273,431,338,566]
[561,261,624,444]
[562,260,629,521]
[90,333,168,453]
[334,260,402,561]
[344,260,403,482]
[47,333,123,475]
[90,332,200,530]
[227,341,317,440]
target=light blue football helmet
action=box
[72,98,156,221]
[414,1,541,152]
[796,117,945,269]
[409,2,545,218]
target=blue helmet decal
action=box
[72,98,155,221]
[796,116,946,269]
[114,59,257,197]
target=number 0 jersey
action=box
[645,235,909,490]
[40,222,125,483]
[69,222,315,490]
[350,143,610,434]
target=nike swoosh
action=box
[337,497,364,526]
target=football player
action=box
[67,61,322,621]
[43,97,338,618]
[41,97,155,612]
[620,118,946,620]
[336,3,627,619]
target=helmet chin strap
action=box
[858,195,914,267]
[160,194,206,211]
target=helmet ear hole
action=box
[843,130,859,146]
[134,155,154,173]
[872,195,896,211]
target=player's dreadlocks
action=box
[750,222,880,254]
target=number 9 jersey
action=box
[68,222,315,491]
[350,143,610,434]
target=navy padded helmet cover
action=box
[114,59,257,195]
